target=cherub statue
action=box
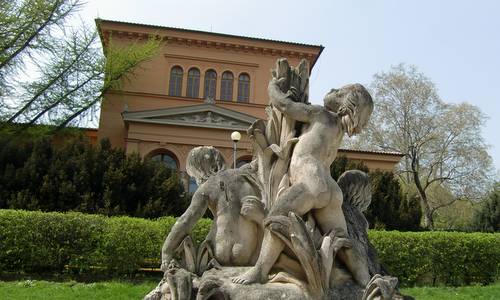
[233,71,374,287]
[161,146,265,270]
[145,146,266,300]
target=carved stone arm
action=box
[240,195,266,227]
[268,78,319,123]
[161,188,209,271]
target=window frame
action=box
[151,151,179,170]
[186,67,200,98]
[204,69,217,100]
[220,71,234,101]
[168,66,184,97]
[237,73,250,103]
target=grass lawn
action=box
[0,280,157,300]
[0,280,499,299]
[401,283,500,300]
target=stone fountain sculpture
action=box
[145,59,403,300]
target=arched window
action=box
[186,68,200,98]
[237,73,250,102]
[204,70,217,100]
[169,66,183,96]
[220,71,234,101]
[188,177,198,193]
[236,156,252,168]
[151,152,178,170]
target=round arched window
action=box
[169,66,183,96]
[188,177,198,194]
[151,152,178,170]
[236,156,252,168]
[204,70,217,100]
[237,73,250,102]
[187,68,200,98]
[220,71,234,101]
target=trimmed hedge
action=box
[1,209,498,286]
[0,210,209,276]
[369,230,500,286]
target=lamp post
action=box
[231,131,241,168]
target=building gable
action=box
[122,103,257,131]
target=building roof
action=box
[96,19,324,50]
[339,148,404,157]
[96,19,324,70]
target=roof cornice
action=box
[96,19,324,69]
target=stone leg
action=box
[315,201,371,287]
[233,183,316,285]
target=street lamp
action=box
[231,131,241,168]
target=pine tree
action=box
[471,185,500,232]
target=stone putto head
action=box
[324,83,374,136]
[186,146,226,185]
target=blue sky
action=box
[80,0,500,174]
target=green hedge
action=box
[369,231,500,286]
[1,209,498,286]
[0,210,209,276]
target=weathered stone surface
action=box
[144,58,401,300]
[197,267,309,300]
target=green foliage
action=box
[401,283,500,300]
[0,210,208,276]
[470,184,500,232]
[0,280,158,300]
[369,230,500,286]
[103,34,163,91]
[0,132,188,218]
[2,280,500,300]
[366,171,422,231]
[364,65,493,230]
[2,209,498,286]
[0,0,82,86]
[0,209,105,274]
[330,155,369,180]
[0,1,162,128]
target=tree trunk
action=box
[410,151,434,230]
[419,194,434,230]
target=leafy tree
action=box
[0,0,162,128]
[470,183,500,232]
[0,0,81,93]
[351,64,493,229]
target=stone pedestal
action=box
[196,267,309,300]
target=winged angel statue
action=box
[145,59,404,300]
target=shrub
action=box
[366,171,421,231]
[330,155,369,180]
[470,184,500,232]
[369,230,500,286]
[0,210,208,277]
[0,210,106,274]
[0,131,188,218]
[1,209,498,286]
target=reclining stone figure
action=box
[161,146,264,270]
[145,146,265,300]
